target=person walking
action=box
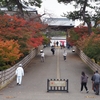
[15,64,24,85]
[60,42,62,49]
[40,50,45,62]
[51,45,55,55]
[56,41,59,47]
[80,71,89,93]
[91,72,95,92]
[93,70,100,95]
[63,50,67,61]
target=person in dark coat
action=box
[56,41,59,47]
[51,45,55,55]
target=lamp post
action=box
[66,32,68,48]
[45,29,50,47]
[66,29,70,49]
[46,29,49,37]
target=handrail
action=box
[0,45,43,89]
[75,47,100,73]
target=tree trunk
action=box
[86,21,92,35]
[15,0,24,17]
[82,0,92,35]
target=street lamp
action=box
[66,29,70,49]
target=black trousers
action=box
[63,56,66,60]
[52,50,55,55]
[81,82,88,91]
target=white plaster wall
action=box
[50,39,66,47]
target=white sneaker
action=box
[80,91,82,92]
[86,90,89,93]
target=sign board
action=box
[50,81,66,87]
[47,79,69,92]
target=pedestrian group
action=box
[80,70,100,95]
[15,47,100,96]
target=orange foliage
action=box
[0,40,23,64]
[0,14,47,55]
[0,14,29,39]
[26,18,46,48]
[68,26,89,47]
[28,36,43,48]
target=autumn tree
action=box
[0,14,31,55]
[0,40,22,69]
[42,35,50,46]
[58,0,100,35]
[67,26,88,46]
[82,33,100,64]
[27,18,47,48]
[0,14,48,70]
[0,14,47,55]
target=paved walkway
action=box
[0,47,99,100]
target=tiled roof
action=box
[51,36,66,40]
[45,18,75,26]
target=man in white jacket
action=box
[15,64,24,85]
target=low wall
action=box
[0,45,43,89]
[75,47,100,73]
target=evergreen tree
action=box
[58,0,100,35]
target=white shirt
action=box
[16,67,24,76]
[63,52,67,56]
[40,52,45,57]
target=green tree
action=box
[58,0,100,35]
[92,8,100,28]
[42,35,50,46]
[0,0,42,17]
[83,33,100,63]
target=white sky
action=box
[28,0,98,26]
[35,0,82,26]
[36,0,74,17]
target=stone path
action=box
[0,47,99,100]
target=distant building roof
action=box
[0,7,8,11]
[45,18,75,26]
[0,6,37,12]
[51,36,66,40]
